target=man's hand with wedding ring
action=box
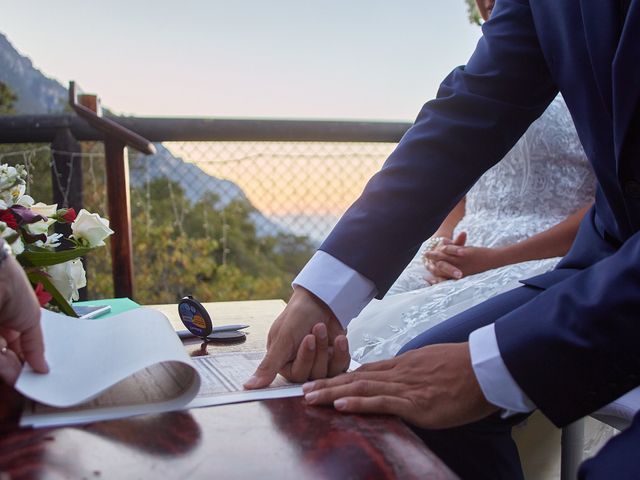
[302,342,499,429]
[245,286,350,389]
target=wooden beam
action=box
[0,114,412,144]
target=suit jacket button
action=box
[624,180,640,198]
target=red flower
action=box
[56,208,77,223]
[0,209,18,230]
[62,208,77,223]
[34,283,53,307]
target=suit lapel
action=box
[612,0,640,158]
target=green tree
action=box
[465,0,482,25]
[0,82,54,202]
[86,173,315,304]
[0,82,17,114]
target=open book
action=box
[16,309,304,428]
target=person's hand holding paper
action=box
[0,241,48,385]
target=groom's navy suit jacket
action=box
[321,0,640,427]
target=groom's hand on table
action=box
[245,286,350,389]
[302,342,499,429]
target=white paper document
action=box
[17,309,302,428]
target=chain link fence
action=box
[1,140,396,303]
[136,141,396,244]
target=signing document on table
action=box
[16,309,303,428]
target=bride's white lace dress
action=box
[348,95,596,363]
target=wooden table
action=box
[0,300,456,479]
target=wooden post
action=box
[67,82,155,300]
[51,128,88,300]
[104,138,134,299]
[51,128,82,210]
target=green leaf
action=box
[27,271,78,317]
[17,247,96,267]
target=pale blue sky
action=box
[1,1,481,120]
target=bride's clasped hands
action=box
[423,232,509,284]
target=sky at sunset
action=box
[1,0,482,121]
[2,1,485,230]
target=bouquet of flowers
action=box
[0,164,113,316]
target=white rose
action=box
[0,164,26,207]
[0,165,20,191]
[47,259,87,303]
[71,209,114,247]
[30,202,58,218]
[26,203,58,237]
[11,184,34,207]
[15,194,34,208]
[0,192,11,209]
[25,217,55,237]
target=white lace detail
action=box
[348,95,596,363]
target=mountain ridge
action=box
[0,31,283,237]
[0,33,68,114]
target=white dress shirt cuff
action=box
[469,324,536,416]
[293,251,378,328]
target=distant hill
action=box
[129,144,247,206]
[0,33,67,113]
[129,144,282,236]
[0,31,283,237]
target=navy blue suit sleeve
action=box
[496,221,640,426]
[320,0,557,296]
